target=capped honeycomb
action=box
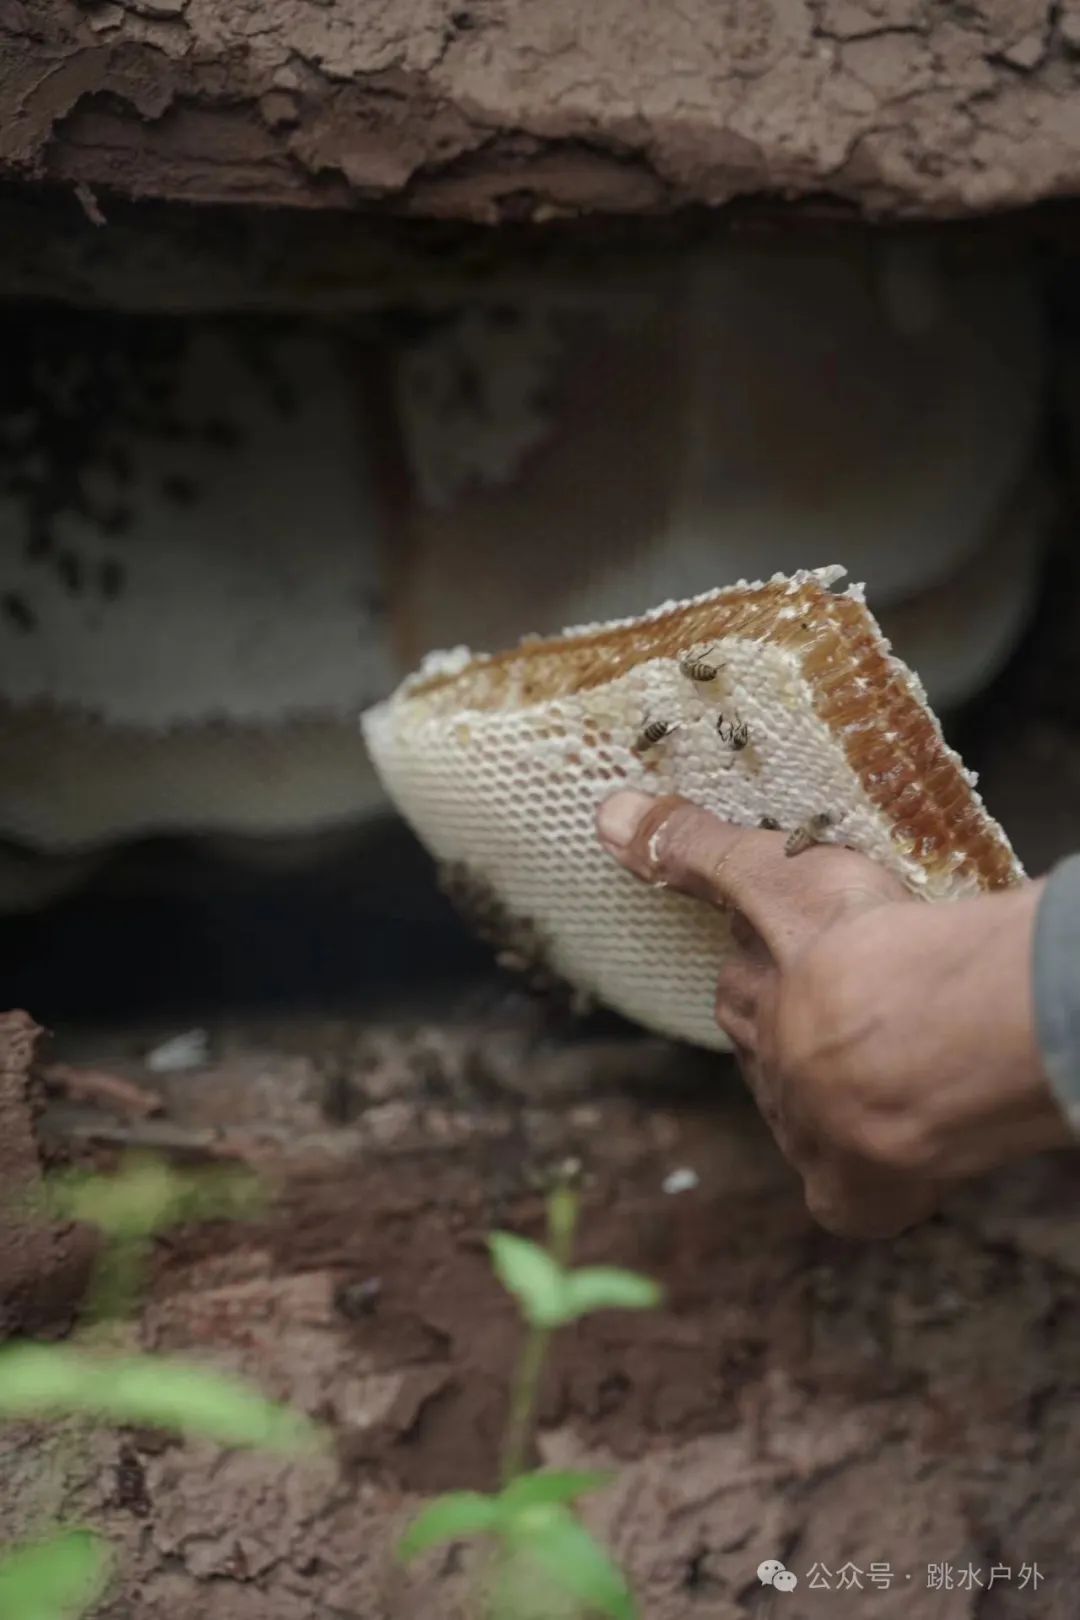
[362,568,1022,1051]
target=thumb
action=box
[596,790,904,960]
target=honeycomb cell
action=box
[362,569,1021,1051]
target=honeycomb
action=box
[362,568,1022,1051]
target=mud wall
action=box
[6,3,1080,223]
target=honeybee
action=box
[679,645,724,683]
[634,718,679,753]
[784,812,834,857]
[716,713,749,751]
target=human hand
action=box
[596,790,1068,1238]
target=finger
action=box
[596,791,890,958]
[597,792,781,926]
[715,1001,759,1056]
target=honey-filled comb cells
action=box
[362,567,1022,1051]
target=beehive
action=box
[362,567,1022,1050]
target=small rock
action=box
[663,1167,700,1196]
[1000,30,1045,70]
[145,1029,209,1074]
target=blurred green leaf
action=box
[397,1491,499,1562]
[0,1345,321,1454]
[545,1185,578,1262]
[506,1505,635,1620]
[501,1470,612,1514]
[40,1160,193,1239]
[82,1234,151,1326]
[0,1530,111,1620]
[40,1159,261,1241]
[561,1267,662,1322]
[489,1233,568,1328]
[489,1549,579,1620]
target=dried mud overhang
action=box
[7,2,1080,227]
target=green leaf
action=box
[0,1345,321,1454]
[0,1530,111,1620]
[561,1267,662,1322]
[545,1185,579,1262]
[488,1551,579,1620]
[40,1160,261,1240]
[506,1505,636,1620]
[397,1492,499,1562]
[40,1160,193,1240]
[501,1470,613,1514]
[489,1232,569,1328]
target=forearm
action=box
[1033,853,1080,1133]
[925,878,1067,1175]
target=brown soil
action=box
[3,992,1080,1618]
[0,1010,95,1341]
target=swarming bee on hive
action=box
[679,646,724,682]
[716,714,750,752]
[361,567,1024,1053]
[633,718,681,753]
[785,813,836,858]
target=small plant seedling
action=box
[0,1529,111,1620]
[489,1230,663,1330]
[0,1156,320,1620]
[34,1156,262,1241]
[401,1470,630,1620]
[398,1183,662,1619]
[0,1343,322,1454]
[32,1156,262,1323]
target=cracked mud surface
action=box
[9,3,1080,223]
[3,993,1080,1617]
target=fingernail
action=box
[597,790,653,853]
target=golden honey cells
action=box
[362,569,1022,1050]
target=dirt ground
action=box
[0,977,1078,1620]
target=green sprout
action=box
[398,1183,662,1620]
[0,1344,322,1455]
[0,1530,111,1620]
[32,1156,262,1324]
[0,1155,317,1619]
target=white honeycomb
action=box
[362,569,1021,1052]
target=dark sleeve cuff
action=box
[1033,853,1080,1133]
